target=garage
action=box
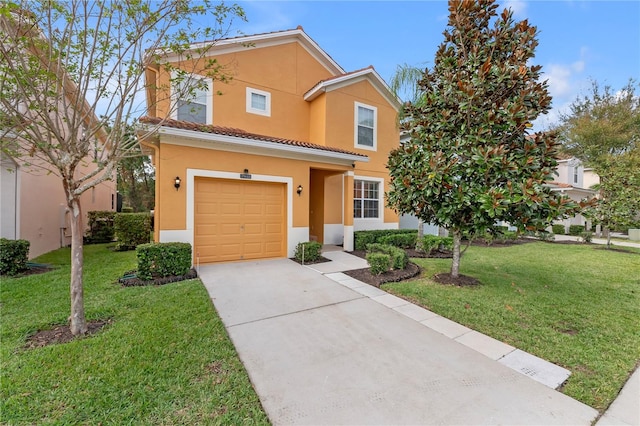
[194,177,286,263]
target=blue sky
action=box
[226,0,640,131]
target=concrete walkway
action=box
[199,255,600,425]
[554,234,640,248]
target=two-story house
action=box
[141,27,401,263]
[549,154,598,232]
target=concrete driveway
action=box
[199,258,597,425]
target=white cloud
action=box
[503,0,528,18]
[532,48,589,131]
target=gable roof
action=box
[161,26,344,76]
[304,66,402,111]
[139,116,369,164]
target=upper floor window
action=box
[354,102,377,150]
[573,166,579,184]
[246,87,271,117]
[172,74,212,124]
[354,179,380,218]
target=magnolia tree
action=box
[0,0,246,335]
[387,0,579,278]
[559,81,640,246]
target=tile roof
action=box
[549,181,574,188]
[139,116,368,159]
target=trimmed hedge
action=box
[569,225,585,236]
[85,210,115,244]
[114,212,151,251]
[552,224,566,235]
[354,229,417,250]
[366,243,408,270]
[366,252,391,275]
[378,233,417,249]
[294,241,322,263]
[0,238,30,276]
[422,235,453,254]
[136,242,192,281]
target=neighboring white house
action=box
[548,155,598,232]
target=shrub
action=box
[85,210,115,244]
[136,242,192,281]
[294,241,322,263]
[551,224,565,235]
[579,231,593,243]
[0,238,30,276]
[354,229,417,250]
[114,212,151,251]
[379,233,417,248]
[366,243,408,270]
[569,225,585,236]
[121,206,134,213]
[366,252,391,275]
[421,235,453,254]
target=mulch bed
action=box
[432,272,481,286]
[118,268,198,286]
[1,264,56,278]
[343,262,422,288]
[289,256,332,265]
[23,319,111,350]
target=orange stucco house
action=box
[141,27,401,263]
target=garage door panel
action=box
[194,177,286,263]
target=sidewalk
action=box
[554,234,640,248]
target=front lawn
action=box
[0,244,269,425]
[383,241,640,411]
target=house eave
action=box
[304,68,402,111]
[145,125,369,166]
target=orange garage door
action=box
[194,177,286,263]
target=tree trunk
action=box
[451,229,462,278]
[605,226,611,249]
[415,219,425,252]
[69,197,87,336]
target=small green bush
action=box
[85,210,115,244]
[379,233,417,248]
[114,212,151,251]
[136,242,192,281]
[0,238,30,276]
[294,241,322,263]
[579,231,593,243]
[421,235,453,254]
[366,252,391,275]
[552,224,566,235]
[354,229,417,250]
[569,225,585,236]
[366,243,408,270]
[121,206,134,213]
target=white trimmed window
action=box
[354,179,380,219]
[246,87,271,116]
[172,74,213,124]
[354,102,377,150]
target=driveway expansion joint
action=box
[226,296,365,329]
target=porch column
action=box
[343,171,354,251]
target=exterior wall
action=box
[3,160,115,259]
[583,169,600,189]
[153,139,351,256]
[320,81,399,228]
[156,42,334,143]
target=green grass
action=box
[1,244,269,425]
[382,241,640,412]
